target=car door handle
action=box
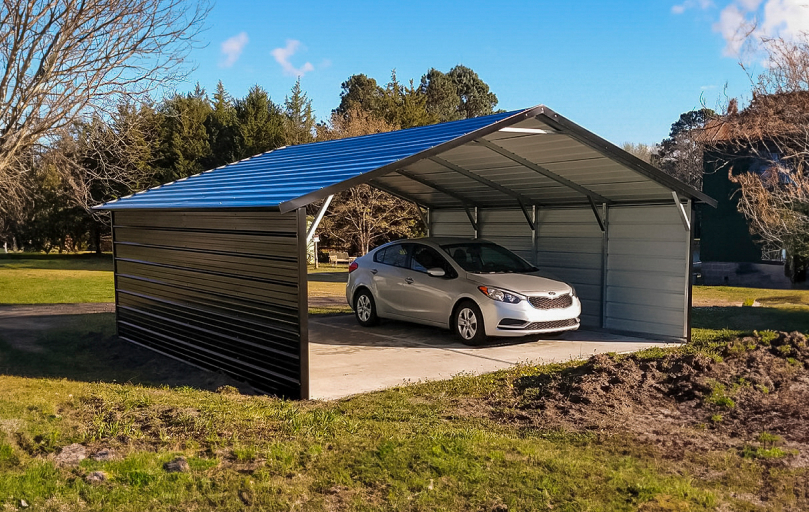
[371,268,378,275]
[405,277,414,284]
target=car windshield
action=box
[440,242,537,273]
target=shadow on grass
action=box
[692,305,809,333]
[0,312,255,393]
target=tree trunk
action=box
[93,223,102,254]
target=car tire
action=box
[453,300,487,346]
[354,289,379,327]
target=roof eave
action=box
[534,106,718,208]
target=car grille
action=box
[524,318,579,331]
[529,294,573,310]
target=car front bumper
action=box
[478,295,582,337]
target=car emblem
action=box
[548,292,556,296]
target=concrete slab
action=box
[309,314,676,400]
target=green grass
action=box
[3,285,809,508]
[0,315,725,510]
[693,285,809,306]
[0,253,115,304]
[0,254,351,312]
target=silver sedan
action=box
[346,238,581,345]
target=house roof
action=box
[97,105,716,212]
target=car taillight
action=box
[348,261,358,273]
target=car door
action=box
[399,243,457,325]
[369,243,411,316]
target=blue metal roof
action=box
[97,109,529,212]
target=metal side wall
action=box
[477,209,534,262]
[111,209,307,398]
[535,208,604,328]
[430,209,476,238]
[604,205,689,339]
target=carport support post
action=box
[600,204,609,329]
[297,207,310,400]
[532,205,539,266]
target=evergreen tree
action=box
[234,85,285,158]
[284,77,316,145]
[157,84,212,182]
[420,65,499,121]
[204,81,239,169]
[334,74,384,116]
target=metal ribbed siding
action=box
[112,209,308,398]
[430,209,476,238]
[535,208,604,328]
[604,205,690,339]
[478,209,534,262]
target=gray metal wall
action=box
[430,204,690,340]
[112,209,308,398]
[604,205,690,339]
[535,208,605,328]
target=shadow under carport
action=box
[308,313,675,400]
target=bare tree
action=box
[0,0,208,215]
[314,106,421,255]
[705,30,809,280]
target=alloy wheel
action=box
[457,307,478,340]
[357,294,372,322]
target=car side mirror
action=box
[427,268,446,277]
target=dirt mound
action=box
[502,332,809,459]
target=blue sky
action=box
[179,0,803,145]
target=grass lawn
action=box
[0,254,352,312]
[1,257,808,509]
[0,253,115,304]
[1,312,807,509]
[0,316,729,511]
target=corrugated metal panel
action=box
[604,205,689,339]
[535,208,604,328]
[98,110,523,211]
[112,209,307,398]
[477,209,534,262]
[430,209,475,238]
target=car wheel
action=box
[354,289,379,327]
[454,301,487,346]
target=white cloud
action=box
[220,32,248,68]
[271,39,315,77]
[672,0,714,14]
[713,0,809,57]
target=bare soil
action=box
[486,331,809,507]
[501,332,809,453]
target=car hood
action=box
[466,272,572,296]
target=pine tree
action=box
[205,81,238,168]
[234,85,285,159]
[283,77,315,146]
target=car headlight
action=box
[478,286,523,304]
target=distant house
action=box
[698,93,808,288]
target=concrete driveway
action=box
[309,314,675,400]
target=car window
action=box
[381,244,408,268]
[373,247,387,263]
[410,245,456,277]
[441,242,537,273]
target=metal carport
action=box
[97,105,715,399]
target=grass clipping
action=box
[497,331,809,463]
